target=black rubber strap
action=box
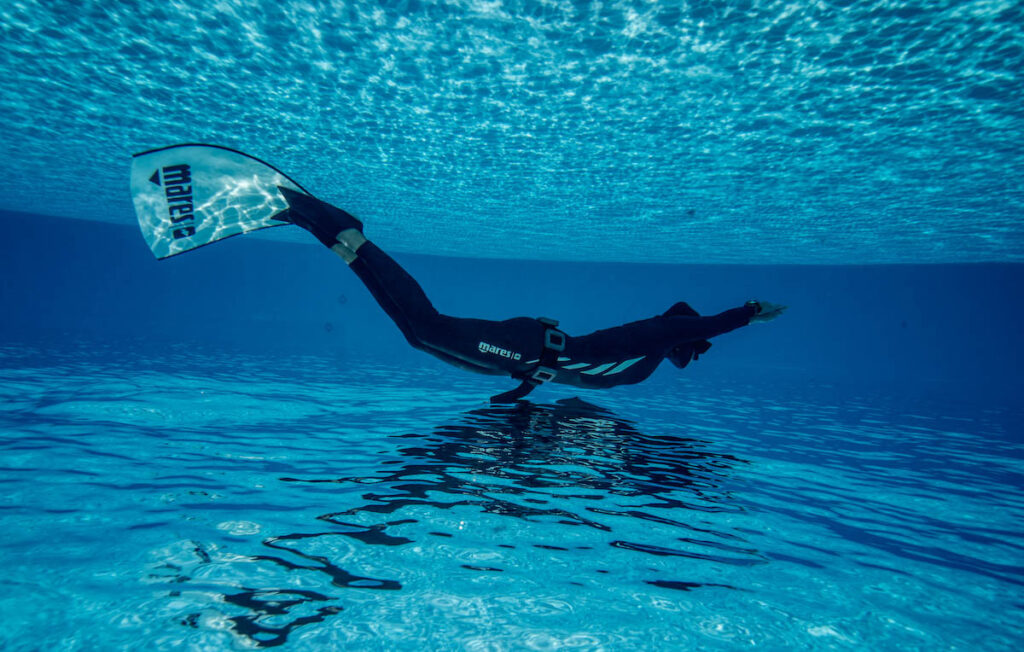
[490,379,537,403]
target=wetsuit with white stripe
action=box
[349,241,756,396]
[552,304,755,390]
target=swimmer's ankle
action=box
[331,229,368,264]
[337,228,367,251]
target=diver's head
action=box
[668,340,711,369]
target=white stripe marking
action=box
[603,356,645,375]
[564,363,591,370]
[583,362,617,375]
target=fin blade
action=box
[130,143,307,259]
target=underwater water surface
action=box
[1,0,1022,262]
[0,344,1020,650]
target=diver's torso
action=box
[550,334,662,389]
[421,315,666,390]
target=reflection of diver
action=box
[298,397,753,539]
[175,399,755,647]
[281,187,787,402]
[303,397,763,599]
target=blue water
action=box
[2,0,1024,649]
[1,0,1022,262]
[1,340,1021,649]
[2,213,1022,649]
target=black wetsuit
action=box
[350,241,757,401]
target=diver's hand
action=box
[747,300,787,323]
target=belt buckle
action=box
[544,329,566,352]
[531,366,557,383]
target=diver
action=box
[278,188,787,403]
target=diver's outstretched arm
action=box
[748,300,787,323]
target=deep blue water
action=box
[2,213,1023,649]
[2,0,1024,648]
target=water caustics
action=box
[1,0,1022,262]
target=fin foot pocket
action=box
[278,186,363,247]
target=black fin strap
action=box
[490,379,537,403]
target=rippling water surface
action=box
[0,343,1019,649]
[1,0,1021,262]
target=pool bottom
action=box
[0,343,1020,650]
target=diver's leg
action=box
[335,229,442,347]
[280,188,439,346]
[279,190,542,375]
[336,229,541,374]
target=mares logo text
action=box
[478,341,521,361]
